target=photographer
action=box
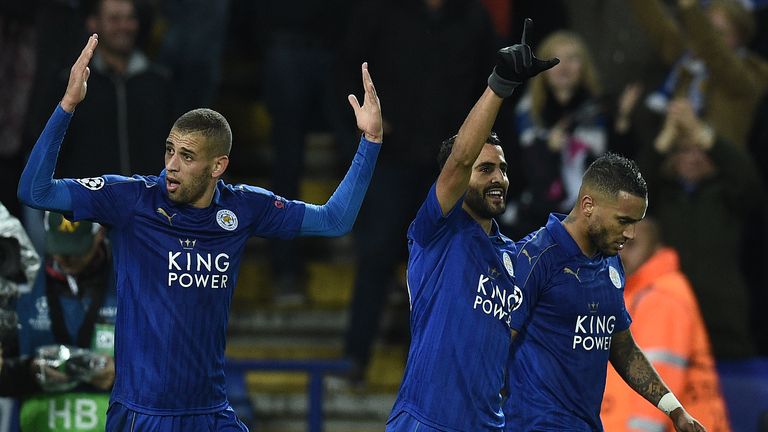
[5,212,116,432]
[0,201,40,392]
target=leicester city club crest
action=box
[216,209,238,231]
[608,266,622,288]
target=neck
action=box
[101,49,130,75]
[553,87,574,105]
[563,211,596,257]
[190,181,218,208]
[462,202,493,234]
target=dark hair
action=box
[437,131,502,170]
[582,152,647,198]
[172,108,232,157]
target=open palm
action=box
[347,62,383,143]
[61,34,98,112]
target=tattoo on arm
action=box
[609,330,670,405]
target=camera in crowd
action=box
[35,345,109,392]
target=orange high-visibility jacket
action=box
[601,248,731,432]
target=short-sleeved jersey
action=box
[64,173,305,415]
[388,184,522,431]
[504,213,632,431]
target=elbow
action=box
[17,179,32,206]
[325,220,352,237]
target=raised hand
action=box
[488,18,560,98]
[347,62,383,143]
[61,34,98,113]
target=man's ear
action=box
[581,194,594,217]
[212,155,229,178]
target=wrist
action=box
[657,392,683,416]
[60,99,77,113]
[363,131,383,143]
[488,68,520,98]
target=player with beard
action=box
[18,34,383,431]
[503,153,705,431]
[386,19,559,431]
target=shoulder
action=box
[516,228,558,262]
[218,182,295,211]
[69,174,157,192]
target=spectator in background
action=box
[510,31,608,237]
[256,0,356,304]
[0,6,36,219]
[631,0,768,149]
[638,97,761,359]
[51,0,173,178]
[1,212,115,432]
[156,0,230,116]
[602,217,731,432]
[339,0,498,385]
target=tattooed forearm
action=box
[609,330,670,405]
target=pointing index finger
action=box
[521,18,533,45]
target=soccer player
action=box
[387,19,559,431]
[503,154,705,431]
[17,34,383,430]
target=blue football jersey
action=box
[64,173,305,415]
[388,184,522,432]
[505,213,632,431]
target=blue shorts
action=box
[386,411,446,432]
[106,403,249,432]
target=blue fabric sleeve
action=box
[408,182,464,247]
[17,105,73,213]
[299,135,381,236]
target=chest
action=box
[539,262,626,324]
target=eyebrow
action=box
[166,141,198,156]
[617,215,642,223]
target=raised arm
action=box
[436,19,558,215]
[299,63,382,236]
[610,329,707,432]
[17,34,99,212]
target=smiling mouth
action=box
[485,188,505,202]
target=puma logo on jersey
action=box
[522,249,536,264]
[563,267,581,282]
[157,208,177,225]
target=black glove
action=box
[488,18,560,98]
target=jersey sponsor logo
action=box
[156,207,177,226]
[503,252,514,277]
[167,238,231,289]
[75,177,105,191]
[473,270,523,324]
[573,314,616,351]
[609,265,622,288]
[563,266,581,282]
[216,209,238,231]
